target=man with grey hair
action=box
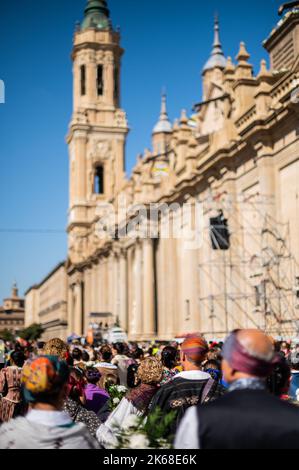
[175,329,299,449]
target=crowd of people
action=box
[1,330,299,449]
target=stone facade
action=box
[25,2,299,341]
[25,262,68,341]
[0,284,25,335]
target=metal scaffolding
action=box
[198,192,299,338]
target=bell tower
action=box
[67,0,129,263]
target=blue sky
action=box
[0,0,282,302]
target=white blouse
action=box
[96,397,144,448]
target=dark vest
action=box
[198,389,299,449]
[150,377,224,432]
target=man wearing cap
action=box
[175,329,299,449]
[149,336,224,432]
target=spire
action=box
[213,13,221,50]
[235,42,253,79]
[12,282,18,298]
[81,0,112,31]
[153,93,172,134]
[258,59,271,79]
[225,56,235,73]
[203,14,227,73]
[236,41,250,63]
[179,109,189,126]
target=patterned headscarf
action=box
[22,356,69,403]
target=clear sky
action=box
[0,0,282,302]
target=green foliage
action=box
[144,407,177,448]
[0,329,15,342]
[19,323,44,341]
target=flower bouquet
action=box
[112,408,177,449]
[107,384,128,411]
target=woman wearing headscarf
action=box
[63,368,102,438]
[0,350,26,423]
[96,357,163,448]
[0,356,99,449]
[84,368,110,414]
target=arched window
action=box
[94,165,104,195]
[97,65,104,96]
[80,65,86,96]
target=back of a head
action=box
[81,350,90,362]
[132,348,144,361]
[103,373,119,391]
[222,329,275,380]
[181,336,209,367]
[85,367,101,385]
[43,338,69,361]
[161,346,178,370]
[114,342,125,355]
[137,357,163,385]
[203,359,221,371]
[22,355,69,405]
[67,367,85,402]
[14,343,22,352]
[72,348,83,362]
[11,350,25,368]
[237,330,274,363]
[100,345,112,362]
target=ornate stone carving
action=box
[96,51,104,62]
[104,51,114,65]
[73,109,89,125]
[114,109,128,128]
[90,139,111,160]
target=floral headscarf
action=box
[22,356,69,403]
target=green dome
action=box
[81,0,111,31]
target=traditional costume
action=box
[0,356,99,449]
[0,366,26,422]
[175,331,299,449]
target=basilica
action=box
[25,0,299,341]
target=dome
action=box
[153,120,172,134]
[203,15,227,73]
[203,53,227,72]
[81,0,111,31]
